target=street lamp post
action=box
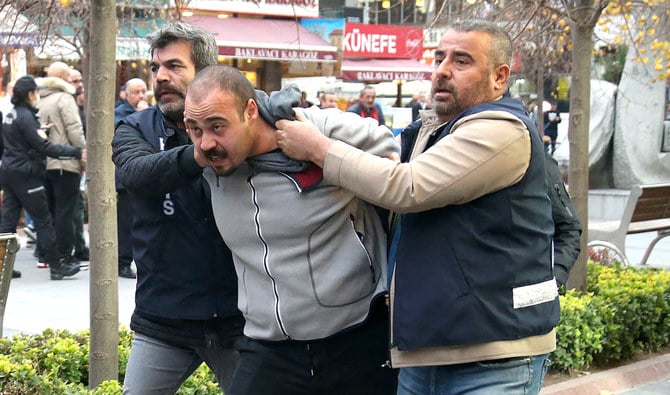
[363,0,370,23]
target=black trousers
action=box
[73,189,87,256]
[45,170,81,259]
[227,298,397,395]
[117,189,133,269]
[0,175,60,264]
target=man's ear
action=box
[492,64,510,92]
[245,98,258,122]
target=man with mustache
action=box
[275,19,558,394]
[347,85,386,126]
[111,22,242,393]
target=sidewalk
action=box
[541,354,670,395]
[3,234,136,337]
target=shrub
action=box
[0,328,223,395]
[550,261,670,373]
[551,290,609,373]
[2,260,669,388]
[588,264,670,362]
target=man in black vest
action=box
[111,22,242,393]
[275,19,558,395]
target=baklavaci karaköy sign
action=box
[340,58,433,82]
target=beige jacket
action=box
[322,108,555,367]
[37,77,86,174]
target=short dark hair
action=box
[447,19,512,69]
[190,65,256,119]
[147,22,218,72]
[11,75,38,106]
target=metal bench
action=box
[588,183,670,267]
[0,233,21,337]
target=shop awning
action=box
[33,37,151,61]
[31,17,164,61]
[341,58,433,82]
[183,16,338,63]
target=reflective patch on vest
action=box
[513,278,558,309]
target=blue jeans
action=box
[122,333,239,394]
[397,354,550,395]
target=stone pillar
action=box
[262,61,282,93]
[613,44,670,188]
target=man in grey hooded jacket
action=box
[184,65,398,395]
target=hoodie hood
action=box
[250,84,309,174]
[37,76,76,97]
[254,83,301,125]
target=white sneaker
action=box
[79,261,89,270]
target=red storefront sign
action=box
[343,22,423,59]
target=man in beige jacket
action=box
[275,19,557,395]
[37,61,87,269]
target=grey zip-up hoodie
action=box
[203,85,398,341]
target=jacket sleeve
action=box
[58,94,86,148]
[545,154,582,287]
[299,107,399,158]
[375,103,386,126]
[111,123,203,198]
[321,110,530,213]
[20,115,81,160]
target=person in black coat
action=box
[113,78,148,279]
[409,92,427,122]
[544,152,582,287]
[0,75,84,280]
[543,101,561,155]
[111,23,242,393]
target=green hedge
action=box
[552,261,670,373]
[1,261,669,391]
[0,327,222,394]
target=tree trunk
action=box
[87,0,119,388]
[565,14,595,292]
[535,62,545,133]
